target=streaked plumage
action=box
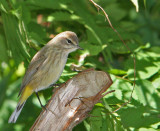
[8,31,82,123]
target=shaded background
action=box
[0,0,160,130]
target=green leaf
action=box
[108,69,127,75]
[135,80,160,108]
[28,22,47,40]
[0,34,8,62]
[47,12,80,22]
[125,51,160,79]
[80,42,106,56]
[152,77,160,89]
[88,107,102,131]
[0,73,11,106]
[104,3,127,21]
[119,105,160,129]
[26,0,72,10]
[106,75,133,101]
[0,0,30,65]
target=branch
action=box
[89,0,136,111]
[30,69,113,131]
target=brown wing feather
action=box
[18,47,47,96]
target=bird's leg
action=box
[35,92,47,111]
[51,82,67,93]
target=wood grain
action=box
[30,69,113,131]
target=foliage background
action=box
[0,0,160,130]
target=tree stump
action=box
[30,69,113,131]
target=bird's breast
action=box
[34,52,68,92]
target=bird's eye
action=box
[66,39,72,44]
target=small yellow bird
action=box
[8,31,82,123]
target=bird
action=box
[8,31,83,123]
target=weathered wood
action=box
[30,69,113,131]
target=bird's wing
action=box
[18,48,47,96]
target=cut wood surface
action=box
[30,69,113,131]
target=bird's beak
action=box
[77,45,83,50]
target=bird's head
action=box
[49,31,83,53]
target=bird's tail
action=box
[8,101,26,123]
[8,85,33,123]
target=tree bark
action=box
[30,69,113,131]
